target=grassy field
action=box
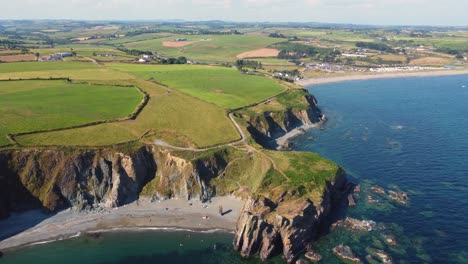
[109,64,285,109]
[0,61,136,81]
[123,35,282,62]
[16,79,240,148]
[0,80,143,146]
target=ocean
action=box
[1,75,467,263]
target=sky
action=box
[1,0,467,26]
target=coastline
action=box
[0,196,242,252]
[296,69,468,86]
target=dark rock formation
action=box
[233,168,347,263]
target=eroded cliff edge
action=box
[0,89,348,263]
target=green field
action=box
[0,61,136,81]
[123,35,282,62]
[0,80,143,146]
[109,64,285,109]
[15,80,240,148]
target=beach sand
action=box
[276,124,319,149]
[0,196,243,251]
[297,69,468,86]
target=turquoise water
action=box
[0,230,282,264]
[1,75,467,263]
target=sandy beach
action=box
[0,196,243,251]
[297,69,468,86]
[276,124,319,149]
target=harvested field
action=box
[163,41,195,48]
[410,57,453,65]
[236,48,280,59]
[0,54,37,62]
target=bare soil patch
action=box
[236,48,280,59]
[410,57,452,65]
[0,54,36,62]
[163,41,195,48]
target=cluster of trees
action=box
[276,43,319,59]
[117,48,153,56]
[269,33,286,38]
[235,59,263,70]
[196,30,242,35]
[356,42,395,53]
[159,56,188,64]
[436,48,465,58]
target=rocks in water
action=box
[369,185,409,205]
[304,251,322,262]
[295,259,310,264]
[371,185,386,195]
[382,233,398,247]
[332,217,377,232]
[388,191,409,205]
[367,248,393,264]
[0,251,3,258]
[366,195,380,204]
[348,193,356,207]
[333,244,361,263]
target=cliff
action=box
[0,146,230,219]
[234,168,347,263]
[234,90,324,149]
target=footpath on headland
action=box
[297,69,468,86]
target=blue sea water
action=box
[1,75,467,263]
[292,75,468,263]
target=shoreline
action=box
[275,123,319,149]
[0,196,242,252]
[296,69,468,86]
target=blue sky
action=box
[2,0,467,26]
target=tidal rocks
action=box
[333,244,361,263]
[371,185,386,195]
[366,195,380,204]
[348,193,356,207]
[388,191,409,205]
[304,251,322,262]
[367,248,393,264]
[332,217,377,232]
[0,250,3,258]
[234,170,347,263]
[382,233,397,247]
[369,185,409,205]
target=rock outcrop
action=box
[233,168,347,263]
[236,93,323,149]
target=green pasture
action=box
[0,80,143,146]
[109,64,285,109]
[16,80,240,148]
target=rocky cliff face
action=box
[233,168,347,263]
[0,146,229,219]
[236,94,323,149]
